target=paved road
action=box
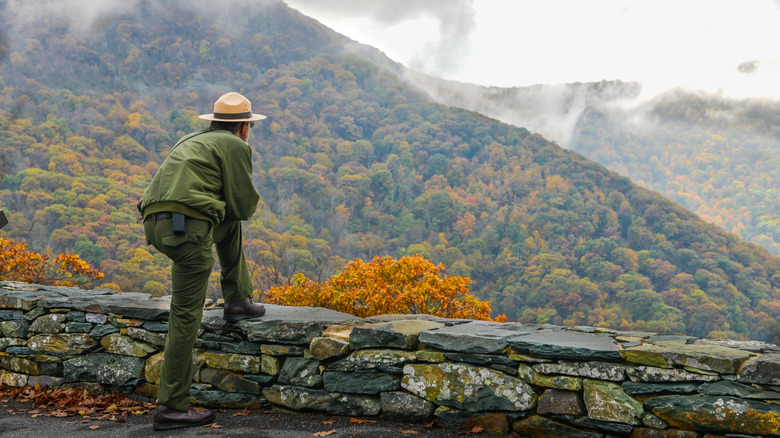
[0,398,469,438]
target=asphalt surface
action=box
[0,397,472,438]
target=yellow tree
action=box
[0,238,104,288]
[265,255,505,322]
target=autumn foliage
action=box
[264,255,505,322]
[0,238,104,288]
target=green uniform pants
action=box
[144,214,252,411]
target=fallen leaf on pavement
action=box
[206,423,223,428]
[350,417,376,424]
[312,430,337,437]
[323,420,336,425]
[459,425,484,435]
[399,430,419,434]
[0,386,154,422]
[232,409,251,416]
[89,425,100,430]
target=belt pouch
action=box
[172,213,186,234]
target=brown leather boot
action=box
[223,296,266,323]
[152,404,215,431]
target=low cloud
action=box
[286,0,476,77]
[3,0,279,33]
[3,0,138,33]
[403,69,644,146]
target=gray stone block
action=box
[126,327,166,347]
[5,346,34,355]
[219,341,263,355]
[552,414,635,435]
[646,394,780,436]
[29,314,67,334]
[0,310,24,321]
[533,360,628,381]
[28,375,65,389]
[402,363,536,412]
[0,319,30,338]
[310,336,351,360]
[142,321,168,332]
[323,371,400,394]
[380,391,436,422]
[582,379,643,425]
[39,362,63,377]
[65,322,94,333]
[190,388,262,408]
[279,357,322,387]
[85,313,109,324]
[263,385,380,416]
[88,324,120,340]
[509,330,623,362]
[66,312,86,322]
[737,353,780,386]
[64,353,145,386]
[200,368,261,394]
[330,349,417,372]
[622,381,700,395]
[444,352,519,367]
[28,333,96,357]
[699,380,780,400]
[349,320,444,350]
[418,321,537,354]
[229,304,364,345]
[537,389,584,416]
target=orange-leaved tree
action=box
[0,238,104,288]
[264,255,506,322]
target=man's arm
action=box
[222,143,260,221]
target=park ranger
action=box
[140,92,267,430]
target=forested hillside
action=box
[576,92,780,255]
[405,73,780,256]
[0,0,779,343]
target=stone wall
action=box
[1,281,779,437]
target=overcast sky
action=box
[285,0,780,99]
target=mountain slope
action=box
[0,0,778,342]
[401,72,780,256]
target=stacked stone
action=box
[2,282,780,437]
[0,282,171,394]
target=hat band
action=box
[213,111,253,120]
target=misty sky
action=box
[285,0,780,99]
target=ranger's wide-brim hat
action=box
[199,92,266,122]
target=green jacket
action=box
[141,128,260,224]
